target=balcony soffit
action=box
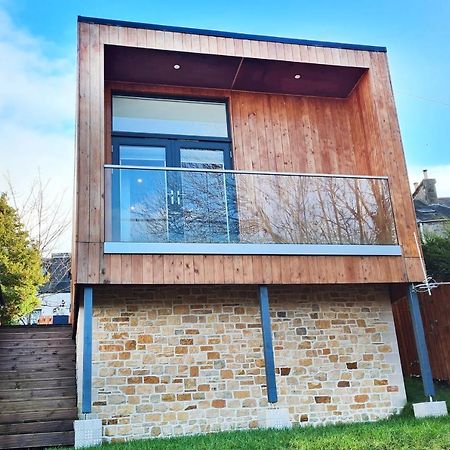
[104,45,367,99]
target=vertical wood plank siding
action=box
[392,285,450,382]
[73,22,423,285]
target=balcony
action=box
[104,165,400,256]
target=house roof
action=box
[40,254,71,294]
[78,16,387,53]
[414,199,450,223]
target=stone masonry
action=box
[78,284,406,442]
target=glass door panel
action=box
[111,136,236,244]
[113,140,169,242]
[177,143,233,243]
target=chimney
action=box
[413,182,419,190]
[421,170,438,204]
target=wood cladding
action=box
[73,21,423,286]
[393,285,450,382]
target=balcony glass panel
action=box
[105,166,398,248]
[112,96,228,137]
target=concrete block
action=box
[413,401,448,418]
[74,419,103,448]
[258,408,291,429]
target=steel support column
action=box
[258,285,278,403]
[82,286,93,414]
[407,284,435,398]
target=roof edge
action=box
[78,16,387,53]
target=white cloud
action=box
[0,6,75,252]
[0,9,75,125]
[408,164,450,197]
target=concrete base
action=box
[74,419,103,448]
[413,401,448,418]
[258,408,292,429]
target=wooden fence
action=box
[392,284,450,381]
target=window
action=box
[110,95,236,244]
[112,96,229,138]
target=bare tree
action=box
[4,171,71,258]
[3,172,71,324]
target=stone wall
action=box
[82,284,406,442]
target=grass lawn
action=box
[65,378,450,450]
[401,376,450,417]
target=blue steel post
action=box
[258,285,278,403]
[407,284,435,398]
[82,286,93,414]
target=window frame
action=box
[111,92,233,144]
[109,92,237,244]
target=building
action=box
[30,253,71,324]
[72,16,426,442]
[413,170,450,236]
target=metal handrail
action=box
[104,164,389,180]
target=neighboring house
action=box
[413,170,450,236]
[30,253,71,324]
[41,253,71,295]
[72,16,425,442]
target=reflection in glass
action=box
[113,146,168,242]
[235,176,396,245]
[106,167,398,246]
[180,148,229,243]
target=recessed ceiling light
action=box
[173,64,181,70]
[294,74,301,79]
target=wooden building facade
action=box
[73,17,423,289]
[72,16,426,442]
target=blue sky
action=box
[0,0,449,250]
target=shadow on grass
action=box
[400,376,450,417]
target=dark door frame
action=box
[111,135,238,243]
[112,135,233,169]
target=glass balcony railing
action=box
[104,165,400,255]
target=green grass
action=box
[401,376,450,417]
[62,378,450,450]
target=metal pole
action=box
[407,284,435,399]
[258,285,278,403]
[82,286,93,414]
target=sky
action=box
[0,0,449,252]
